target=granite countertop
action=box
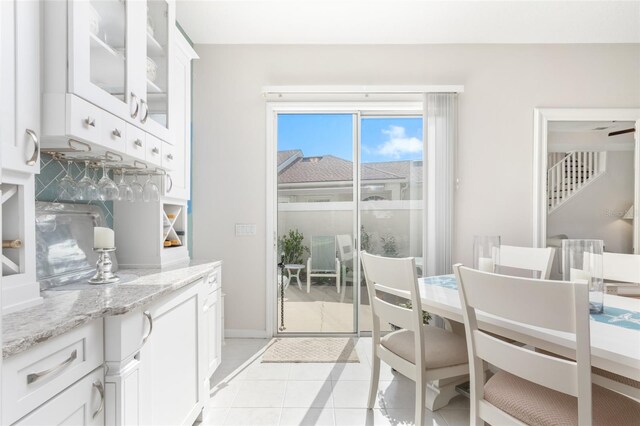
[2,260,221,358]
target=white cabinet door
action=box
[167,32,197,200]
[139,281,206,426]
[0,0,40,174]
[68,0,143,127]
[206,289,223,378]
[14,367,105,426]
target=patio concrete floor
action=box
[276,281,392,333]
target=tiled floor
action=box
[198,338,470,426]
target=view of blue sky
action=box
[277,114,423,163]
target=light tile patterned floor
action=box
[197,338,470,426]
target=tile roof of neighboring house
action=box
[277,152,423,184]
[278,150,303,167]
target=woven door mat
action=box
[261,338,360,363]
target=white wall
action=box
[191,44,640,334]
[547,151,634,254]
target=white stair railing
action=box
[548,151,606,213]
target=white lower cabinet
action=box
[104,276,214,426]
[205,267,223,380]
[14,367,105,426]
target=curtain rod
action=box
[262,85,464,95]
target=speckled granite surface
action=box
[3,261,221,358]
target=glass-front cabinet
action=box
[68,0,174,142]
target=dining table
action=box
[418,274,640,408]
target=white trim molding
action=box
[533,108,640,252]
[263,85,464,95]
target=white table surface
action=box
[418,276,640,381]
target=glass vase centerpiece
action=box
[562,239,604,314]
[473,235,501,273]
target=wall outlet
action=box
[235,223,256,236]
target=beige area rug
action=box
[261,338,360,363]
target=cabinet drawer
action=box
[2,319,104,425]
[14,367,105,426]
[125,124,146,161]
[146,134,163,167]
[207,266,221,293]
[66,95,101,145]
[99,111,126,154]
[161,141,176,171]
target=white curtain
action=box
[423,93,457,276]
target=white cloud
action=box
[376,125,422,158]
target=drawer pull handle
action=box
[167,153,174,161]
[152,147,160,154]
[26,349,77,384]
[167,174,173,193]
[25,129,39,166]
[112,128,122,138]
[92,380,105,419]
[142,311,153,345]
[85,117,96,127]
[140,99,149,124]
[130,92,139,119]
[134,139,143,148]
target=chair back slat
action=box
[457,267,578,333]
[373,298,414,330]
[603,252,640,283]
[310,236,337,271]
[360,252,416,293]
[498,245,555,279]
[473,330,579,396]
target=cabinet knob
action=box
[112,128,122,138]
[167,153,174,161]
[152,147,160,154]
[134,139,143,147]
[84,117,96,127]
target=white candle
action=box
[570,268,591,282]
[478,257,494,272]
[94,227,115,249]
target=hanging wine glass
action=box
[130,173,145,202]
[77,161,99,200]
[143,173,160,202]
[98,162,119,200]
[59,160,78,200]
[116,169,134,202]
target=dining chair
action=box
[361,252,469,425]
[497,245,555,279]
[306,235,340,293]
[454,264,640,426]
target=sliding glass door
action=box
[276,113,358,333]
[274,110,424,335]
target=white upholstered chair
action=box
[497,245,555,279]
[361,252,469,425]
[454,264,640,426]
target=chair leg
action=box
[415,376,426,426]
[367,352,381,409]
[307,273,311,293]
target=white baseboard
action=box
[225,329,271,338]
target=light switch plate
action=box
[235,223,256,236]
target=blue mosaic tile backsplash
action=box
[35,154,114,228]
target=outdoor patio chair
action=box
[336,234,354,286]
[306,235,341,293]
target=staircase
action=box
[547,151,607,213]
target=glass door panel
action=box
[359,116,424,333]
[146,0,169,129]
[88,0,127,102]
[276,114,357,334]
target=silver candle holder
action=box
[89,248,120,284]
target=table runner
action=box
[422,274,640,331]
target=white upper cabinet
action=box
[43,0,175,149]
[1,0,41,174]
